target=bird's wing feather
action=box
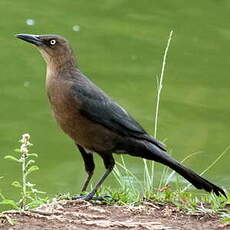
[71,78,166,150]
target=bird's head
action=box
[16,34,76,69]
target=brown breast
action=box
[46,73,119,153]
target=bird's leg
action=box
[81,171,93,193]
[76,144,95,192]
[73,154,115,201]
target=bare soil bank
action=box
[1,200,229,230]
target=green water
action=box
[0,0,230,201]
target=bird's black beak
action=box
[16,34,43,46]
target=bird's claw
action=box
[72,194,111,201]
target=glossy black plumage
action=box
[70,74,166,151]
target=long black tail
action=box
[131,141,227,197]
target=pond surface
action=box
[0,0,229,204]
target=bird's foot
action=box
[72,194,111,201]
[72,194,93,201]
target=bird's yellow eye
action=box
[50,39,56,45]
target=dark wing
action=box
[71,78,166,151]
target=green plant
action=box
[110,31,230,217]
[142,30,174,193]
[1,134,46,210]
[112,30,174,197]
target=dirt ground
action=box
[0,200,229,230]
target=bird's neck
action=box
[39,48,77,75]
[45,56,80,88]
[48,58,75,72]
[46,53,76,70]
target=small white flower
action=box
[22,133,30,142]
[20,144,28,154]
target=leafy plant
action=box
[1,134,46,210]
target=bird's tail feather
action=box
[131,142,226,197]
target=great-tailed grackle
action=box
[16,34,226,200]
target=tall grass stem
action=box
[154,30,173,138]
[149,30,173,190]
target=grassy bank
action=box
[1,31,229,225]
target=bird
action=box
[16,34,227,200]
